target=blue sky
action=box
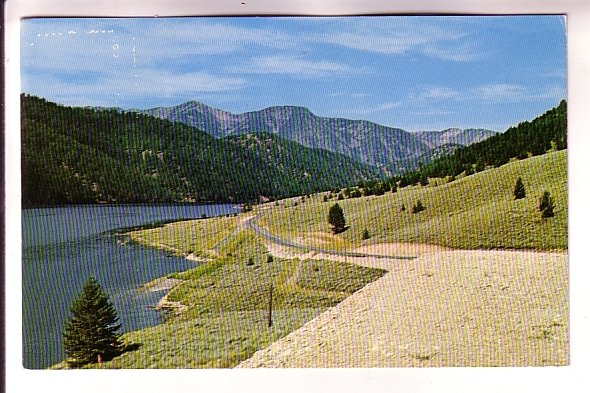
[21,16,566,132]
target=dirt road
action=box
[237,249,568,367]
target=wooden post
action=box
[267,283,273,327]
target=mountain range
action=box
[26,94,565,207]
[140,102,496,173]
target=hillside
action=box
[398,100,567,184]
[141,101,495,173]
[21,95,378,205]
[103,150,568,369]
[258,150,568,251]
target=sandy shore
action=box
[237,249,568,367]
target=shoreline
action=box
[140,277,189,314]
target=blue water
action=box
[22,204,237,369]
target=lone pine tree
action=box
[63,277,123,367]
[513,177,526,200]
[328,203,346,234]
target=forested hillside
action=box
[21,95,377,205]
[395,100,567,186]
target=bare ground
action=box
[237,248,568,368]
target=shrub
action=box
[513,177,526,200]
[266,255,274,264]
[349,189,362,198]
[412,200,425,214]
[362,229,371,240]
[246,257,255,266]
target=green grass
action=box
[58,151,566,369]
[126,215,239,257]
[259,150,567,251]
[58,230,385,369]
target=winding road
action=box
[215,212,417,261]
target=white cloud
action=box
[23,69,247,108]
[327,92,369,98]
[137,71,247,94]
[419,86,461,99]
[320,32,431,55]
[422,43,481,62]
[310,19,481,62]
[407,83,565,105]
[473,83,565,102]
[476,83,527,99]
[229,55,359,77]
[349,101,402,115]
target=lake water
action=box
[22,204,237,369]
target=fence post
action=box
[267,283,273,327]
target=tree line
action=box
[392,100,567,187]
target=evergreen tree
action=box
[538,191,551,211]
[539,191,555,218]
[63,277,122,367]
[362,228,371,240]
[513,177,526,200]
[328,203,346,234]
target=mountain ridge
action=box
[139,101,497,173]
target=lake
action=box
[22,204,238,369]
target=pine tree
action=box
[328,203,346,234]
[513,177,526,200]
[538,191,551,211]
[63,277,122,367]
[539,191,555,218]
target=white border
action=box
[5,1,590,392]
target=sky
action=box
[20,16,567,132]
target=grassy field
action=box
[258,150,567,251]
[58,230,385,368]
[62,150,566,369]
[126,215,240,259]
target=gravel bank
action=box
[237,250,568,367]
